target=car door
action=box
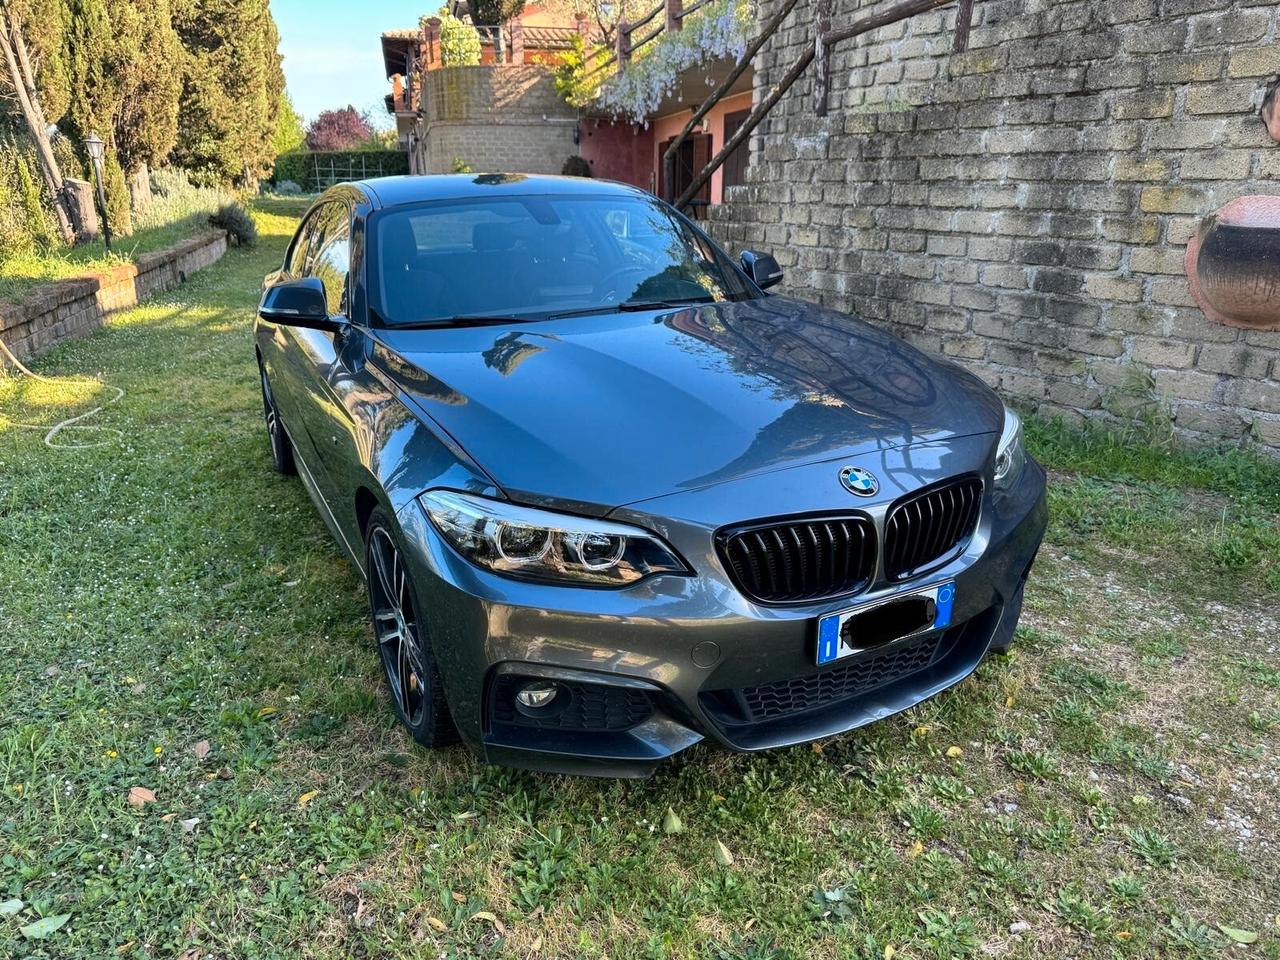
[261,204,327,471]
[283,198,355,507]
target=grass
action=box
[0,171,240,305]
[1,197,1279,958]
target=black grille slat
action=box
[884,476,982,580]
[719,514,876,604]
[711,631,941,723]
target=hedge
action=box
[272,150,410,190]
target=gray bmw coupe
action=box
[255,174,1047,776]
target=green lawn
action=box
[1,198,1278,959]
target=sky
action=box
[270,0,428,126]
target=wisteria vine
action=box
[593,0,755,122]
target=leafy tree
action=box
[305,106,373,152]
[272,91,306,157]
[171,0,285,187]
[467,0,524,61]
[470,0,524,28]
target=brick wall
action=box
[0,231,227,361]
[707,0,1280,453]
[415,65,578,175]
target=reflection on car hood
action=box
[371,296,1003,511]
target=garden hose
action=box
[0,338,124,449]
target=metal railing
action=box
[581,0,702,80]
[305,154,400,191]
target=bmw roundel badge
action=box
[839,465,879,497]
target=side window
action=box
[287,210,321,275]
[306,202,351,316]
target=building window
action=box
[722,109,750,191]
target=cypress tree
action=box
[171,0,284,187]
[62,0,133,234]
[105,0,183,175]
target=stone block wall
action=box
[415,65,578,175]
[0,231,227,361]
[707,0,1280,453]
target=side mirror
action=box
[258,277,342,331]
[740,249,784,290]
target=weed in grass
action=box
[1048,885,1111,937]
[1085,800,1116,833]
[920,774,970,805]
[1136,631,1186,662]
[917,908,980,957]
[1029,811,1077,852]
[1107,873,1144,904]
[1124,827,1177,866]
[1049,695,1099,730]
[1046,663,1136,709]
[970,849,1023,890]
[1167,914,1217,952]
[1005,748,1059,780]
[898,801,947,840]
[1246,710,1277,732]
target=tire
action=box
[364,508,458,747]
[259,364,296,475]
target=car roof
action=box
[351,173,651,209]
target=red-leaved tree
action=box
[305,106,373,151]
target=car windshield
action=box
[370,194,756,326]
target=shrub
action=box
[102,151,134,238]
[137,168,237,234]
[0,138,56,257]
[272,151,309,186]
[561,155,592,177]
[452,156,473,174]
[274,180,302,195]
[432,12,482,66]
[553,34,605,109]
[208,202,257,246]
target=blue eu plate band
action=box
[816,580,955,666]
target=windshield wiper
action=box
[617,297,714,311]
[548,297,714,320]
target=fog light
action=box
[515,680,562,712]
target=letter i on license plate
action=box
[815,581,955,666]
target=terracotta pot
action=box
[1185,195,1280,332]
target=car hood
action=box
[371,296,1003,513]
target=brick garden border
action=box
[0,230,228,362]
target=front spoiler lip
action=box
[477,603,998,774]
[481,662,704,767]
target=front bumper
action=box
[395,442,1048,776]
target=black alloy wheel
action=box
[365,509,457,747]
[259,364,296,475]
